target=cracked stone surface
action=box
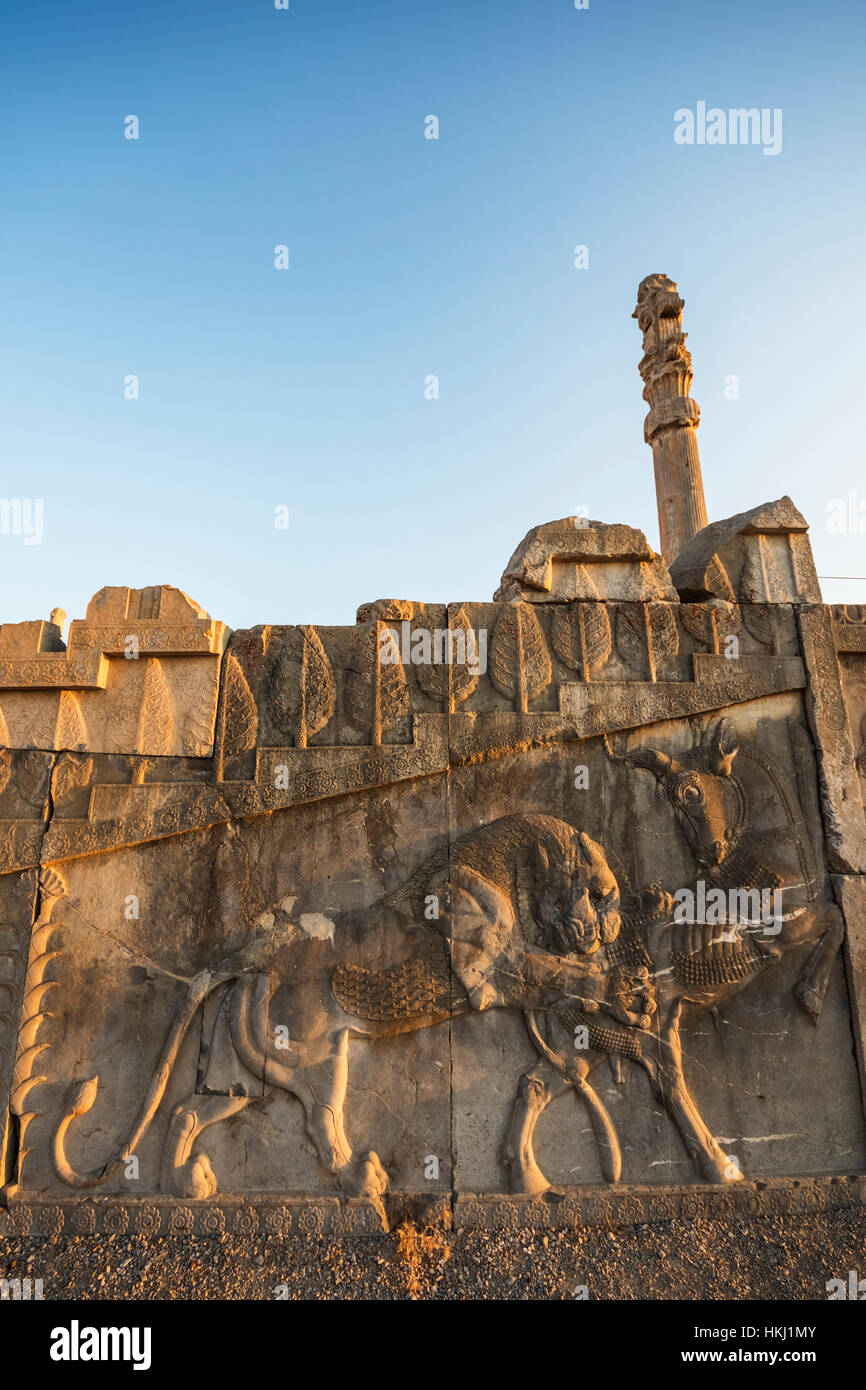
[1,513,865,1216]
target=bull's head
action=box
[529,830,622,956]
[604,720,743,872]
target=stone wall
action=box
[2,501,866,1235]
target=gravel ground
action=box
[2,1206,864,1300]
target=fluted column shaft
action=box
[633,275,708,565]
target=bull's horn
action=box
[603,735,673,779]
[606,733,675,778]
[706,718,739,777]
[601,734,628,764]
[631,747,674,777]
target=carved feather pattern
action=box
[415,607,479,711]
[550,603,611,681]
[679,605,715,652]
[345,622,408,745]
[489,603,552,712]
[273,626,335,748]
[617,603,678,681]
[739,548,764,603]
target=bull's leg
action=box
[502,1057,571,1195]
[287,1029,389,1213]
[794,908,845,1023]
[162,1092,250,1198]
[573,1069,622,1183]
[641,1004,739,1185]
[287,1029,353,1171]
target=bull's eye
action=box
[676,776,703,806]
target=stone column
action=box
[633,274,708,566]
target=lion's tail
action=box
[52,968,235,1189]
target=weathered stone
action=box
[0,619,66,659]
[494,518,677,603]
[0,586,228,757]
[0,581,861,1213]
[798,605,866,874]
[1,276,865,1233]
[670,496,822,604]
[833,875,866,1116]
[355,599,419,624]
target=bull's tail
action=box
[52,968,236,1189]
[524,1010,622,1184]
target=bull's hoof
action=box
[503,1154,550,1197]
[794,979,822,1024]
[339,1149,388,1199]
[340,1150,389,1230]
[170,1153,218,1199]
[356,1149,389,1200]
[700,1151,743,1184]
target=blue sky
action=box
[1,0,864,629]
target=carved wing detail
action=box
[740,604,782,655]
[680,602,737,655]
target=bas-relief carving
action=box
[1,503,866,1223]
[8,706,856,1211]
[450,708,854,1191]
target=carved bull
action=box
[503,721,845,1195]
